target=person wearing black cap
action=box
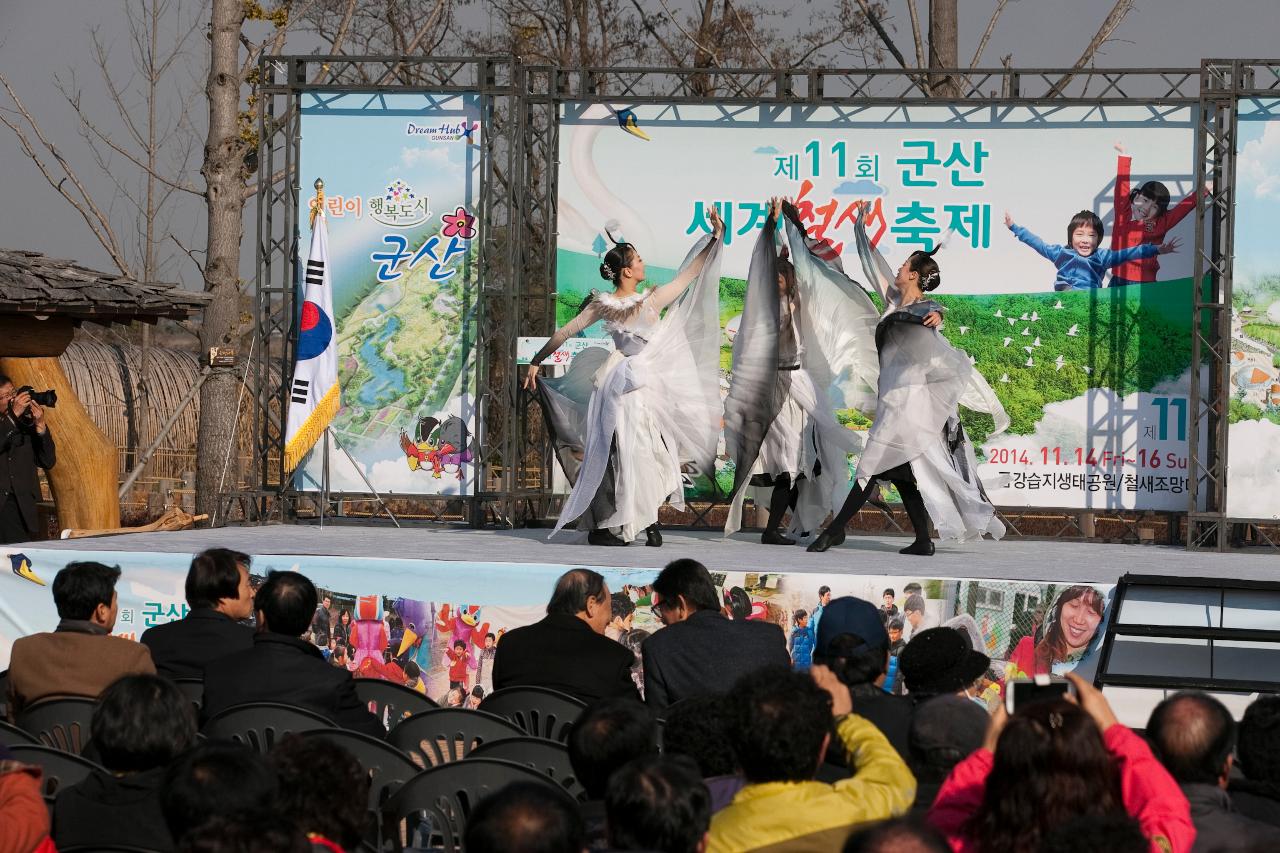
[812,595,916,761]
[897,626,991,704]
[906,694,990,818]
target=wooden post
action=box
[0,355,121,532]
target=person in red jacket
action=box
[928,672,1194,853]
[1110,142,1201,287]
[0,745,55,853]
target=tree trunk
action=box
[928,0,961,98]
[195,0,249,519]
[0,355,120,533]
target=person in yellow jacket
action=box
[709,664,916,852]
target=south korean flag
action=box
[284,208,340,472]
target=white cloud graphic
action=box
[396,145,459,175]
[1239,120,1280,201]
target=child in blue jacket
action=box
[1005,209,1178,291]
[789,608,815,671]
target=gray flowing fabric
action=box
[536,234,724,539]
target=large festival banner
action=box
[550,103,1201,511]
[294,92,482,496]
[1228,99,1280,519]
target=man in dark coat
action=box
[0,377,55,544]
[1148,691,1280,853]
[641,559,790,713]
[141,548,256,679]
[202,570,384,738]
[492,568,637,704]
[1232,695,1280,827]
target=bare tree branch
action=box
[1054,0,1134,92]
[970,0,1011,69]
[170,233,205,274]
[905,0,926,69]
[852,0,911,71]
[655,0,722,66]
[726,0,772,67]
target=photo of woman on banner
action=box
[1110,141,1204,287]
[1005,584,1110,680]
[525,209,725,547]
[1005,208,1178,291]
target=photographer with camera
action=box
[0,375,56,543]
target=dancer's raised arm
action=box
[649,205,724,310]
[523,300,602,390]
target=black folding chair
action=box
[301,728,420,850]
[202,702,334,753]
[16,696,97,755]
[173,677,205,709]
[8,743,104,805]
[477,686,585,743]
[381,758,569,852]
[354,678,437,730]
[468,735,586,801]
[0,719,39,747]
[387,708,522,768]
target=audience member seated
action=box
[492,568,638,703]
[928,672,1193,853]
[1230,694,1280,828]
[569,696,660,848]
[141,548,256,679]
[897,626,990,705]
[464,781,586,853]
[641,559,789,712]
[606,755,710,853]
[175,815,310,853]
[1147,691,1280,852]
[708,665,915,852]
[162,742,281,846]
[1039,814,1150,853]
[53,674,197,851]
[7,560,155,716]
[270,734,370,853]
[905,694,988,817]
[842,817,950,853]
[0,743,53,853]
[812,596,916,761]
[202,570,384,738]
[661,694,743,813]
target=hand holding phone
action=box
[1005,674,1075,715]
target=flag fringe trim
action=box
[284,382,341,472]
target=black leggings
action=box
[826,463,931,541]
[766,473,800,532]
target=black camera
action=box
[16,386,57,408]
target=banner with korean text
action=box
[294,92,481,496]
[553,103,1201,510]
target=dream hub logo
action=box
[405,120,481,143]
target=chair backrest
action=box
[388,708,523,768]
[381,758,567,852]
[0,719,40,747]
[202,702,335,753]
[301,728,420,850]
[467,736,586,801]
[172,677,205,709]
[477,686,586,743]
[8,743,105,803]
[16,696,98,755]
[354,678,437,731]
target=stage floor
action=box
[23,524,1279,585]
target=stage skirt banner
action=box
[292,92,482,496]
[1227,99,1280,520]
[554,103,1201,511]
[1,547,1112,708]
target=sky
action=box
[1,0,1279,288]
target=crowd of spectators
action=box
[4,554,1280,853]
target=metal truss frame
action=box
[1187,61,1280,551]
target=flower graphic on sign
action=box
[441,206,477,239]
[370,178,431,227]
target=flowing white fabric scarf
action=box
[284,210,340,471]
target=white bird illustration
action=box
[1019,312,1030,321]
[1033,337,1042,347]
[1083,365,1093,375]
[1053,300,1065,310]
[1023,346,1033,354]
[1003,337,1013,347]
[959,326,970,334]
[1025,356,1035,367]
[1008,317,1017,326]
[1029,311,1040,322]
[1054,354,1066,371]
[999,373,1010,383]
[994,309,1003,318]
[1067,324,1079,336]
[1021,327,1031,336]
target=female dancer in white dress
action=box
[723,198,869,544]
[524,209,725,546]
[803,208,1009,555]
